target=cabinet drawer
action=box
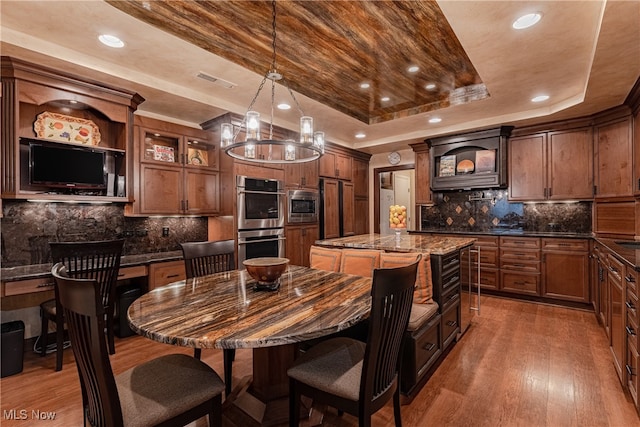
[3,277,56,296]
[627,310,638,352]
[117,265,148,281]
[462,267,499,290]
[501,271,539,295]
[607,254,624,283]
[627,288,639,324]
[149,260,186,290]
[441,297,460,349]
[413,314,442,377]
[500,259,540,273]
[541,238,589,251]
[627,338,639,407]
[500,248,540,261]
[472,247,499,266]
[500,236,540,249]
[626,265,638,294]
[473,236,500,247]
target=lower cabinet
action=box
[542,238,590,303]
[148,260,186,291]
[499,237,541,296]
[400,313,442,396]
[285,224,319,267]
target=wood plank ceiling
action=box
[107,0,486,125]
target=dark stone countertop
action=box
[1,251,183,282]
[315,233,475,255]
[411,229,639,271]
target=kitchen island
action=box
[315,233,475,402]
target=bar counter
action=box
[314,233,476,254]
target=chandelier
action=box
[220,1,324,164]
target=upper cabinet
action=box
[411,142,433,205]
[125,116,219,216]
[509,128,593,201]
[1,56,143,202]
[319,149,353,180]
[594,112,634,199]
[426,126,512,191]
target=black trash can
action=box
[115,286,142,338]
[1,320,25,378]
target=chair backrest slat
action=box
[52,263,124,427]
[181,240,235,279]
[361,256,420,404]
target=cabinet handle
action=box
[627,365,635,377]
[626,275,636,284]
[446,320,458,328]
[548,187,552,197]
[423,342,436,352]
[36,282,55,288]
[544,188,548,198]
[166,274,181,279]
[513,264,525,268]
[626,326,636,336]
[185,200,189,211]
[626,301,636,310]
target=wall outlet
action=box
[162,227,169,237]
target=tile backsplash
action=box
[420,190,592,233]
[1,201,207,267]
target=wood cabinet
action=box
[430,251,462,349]
[284,161,319,189]
[411,143,433,205]
[352,158,368,198]
[609,253,626,383]
[595,116,634,198]
[625,264,640,408]
[1,57,142,202]
[541,238,590,303]
[321,179,340,239]
[354,198,369,235]
[148,260,186,291]
[342,181,355,237]
[461,235,500,291]
[319,150,352,180]
[126,117,219,216]
[509,128,593,201]
[285,225,318,267]
[499,237,541,296]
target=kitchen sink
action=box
[615,241,640,250]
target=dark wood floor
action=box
[1,295,639,426]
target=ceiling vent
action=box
[196,72,236,89]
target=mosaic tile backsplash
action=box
[420,190,592,233]
[1,201,208,267]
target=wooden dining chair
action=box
[40,239,124,371]
[180,239,235,396]
[287,256,421,427]
[52,262,225,427]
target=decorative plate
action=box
[456,159,475,174]
[33,112,101,146]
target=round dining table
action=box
[127,264,373,426]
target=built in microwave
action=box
[287,189,319,223]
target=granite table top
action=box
[127,265,372,349]
[314,233,476,255]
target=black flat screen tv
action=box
[29,142,107,190]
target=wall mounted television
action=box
[29,141,107,190]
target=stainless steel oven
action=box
[237,176,285,230]
[237,228,286,266]
[287,189,319,223]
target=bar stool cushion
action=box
[407,301,439,332]
[380,252,433,303]
[339,249,382,278]
[288,337,365,401]
[116,353,225,427]
[309,246,343,272]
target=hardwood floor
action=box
[1,295,638,426]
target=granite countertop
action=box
[315,233,476,255]
[413,228,593,239]
[0,251,183,282]
[595,238,640,271]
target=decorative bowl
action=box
[243,257,289,291]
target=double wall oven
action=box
[236,176,286,265]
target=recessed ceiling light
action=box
[381,96,390,102]
[531,95,550,102]
[355,132,366,139]
[428,117,442,124]
[277,103,291,110]
[407,65,419,73]
[98,34,124,48]
[425,83,437,90]
[512,12,542,30]
[360,82,370,89]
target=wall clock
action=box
[387,151,401,165]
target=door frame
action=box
[373,164,415,234]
